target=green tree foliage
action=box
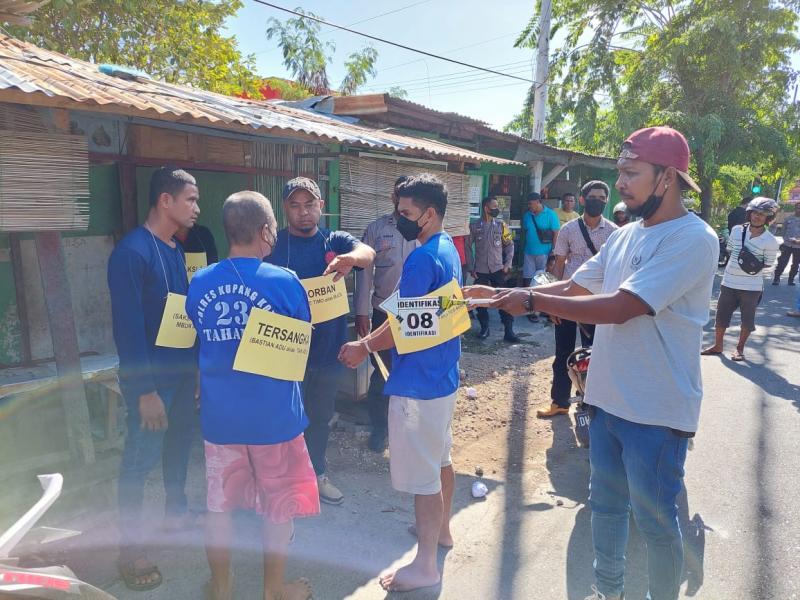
[266,8,333,95]
[510,0,800,220]
[266,8,379,96]
[387,86,409,100]
[7,0,262,97]
[340,46,378,96]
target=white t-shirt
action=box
[571,213,719,432]
[721,224,779,291]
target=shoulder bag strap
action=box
[577,218,599,255]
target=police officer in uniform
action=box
[355,176,418,451]
[467,196,520,342]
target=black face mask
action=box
[488,208,500,218]
[397,213,424,241]
[584,199,606,218]
[628,174,667,221]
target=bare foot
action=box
[270,578,312,600]
[379,561,441,592]
[205,578,232,600]
[407,524,454,548]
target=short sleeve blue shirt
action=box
[265,228,359,368]
[383,232,462,400]
[523,207,560,255]
[186,258,311,445]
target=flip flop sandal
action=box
[118,557,163,592]
[731,351,745,362]
[700,348,722,356]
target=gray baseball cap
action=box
[283,177,321,201]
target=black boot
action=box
[503,323,521,343]
[477,323,490,339]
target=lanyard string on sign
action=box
[145,224,187,299]
[228,257,315,332]
[286,228,331,269]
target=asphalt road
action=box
[98,274,799,600]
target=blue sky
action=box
[228,1,800,131]
[228,0,537,129]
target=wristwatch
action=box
[522,291,536,314]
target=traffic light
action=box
[751,178,762,194]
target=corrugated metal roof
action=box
[0,35,521,166]
[323,93,616,168]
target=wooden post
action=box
[8,234,32,365]
[35,107,95,464]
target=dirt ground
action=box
[329,326,569,485]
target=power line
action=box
[381,67,535,95]
[377,34,516,73]
[347,0,432,27]
[365,59,533,89]
[255,0,431,55]
[249,0,535,84]
[422,80,531,98]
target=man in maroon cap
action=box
[465,126,719,600]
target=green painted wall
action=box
[136,167,250,259]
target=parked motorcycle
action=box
[567,347,592,448]
[718,231,730,268]
[0,474,116,600]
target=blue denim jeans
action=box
[588,406,689,600]
[118,374,196,549]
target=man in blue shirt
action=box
[339,174,461,593]
[107,167,200,591]
[266,177,375,506]
[187,191,319,600]
[522,191,560,322]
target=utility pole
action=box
[530,0,552,193]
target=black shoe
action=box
[503,326,521,343]
[477,324,490,339]
[772,279,780,286]
[790,281,796,286]
[368,428,387,453]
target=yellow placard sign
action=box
[387,280,470,354]
[185,252,207,281]
[232,308,312,381]
[155,292,197,348]
[300,274,350,324]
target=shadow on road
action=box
[548,416,707,599]
[494,373,530,599]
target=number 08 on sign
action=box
[380,279,470,354]
[398,299,440,338]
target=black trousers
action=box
[551,319,595,408]
[774,244,800,282]
[475,270,513,327]
[366,310,392,432]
